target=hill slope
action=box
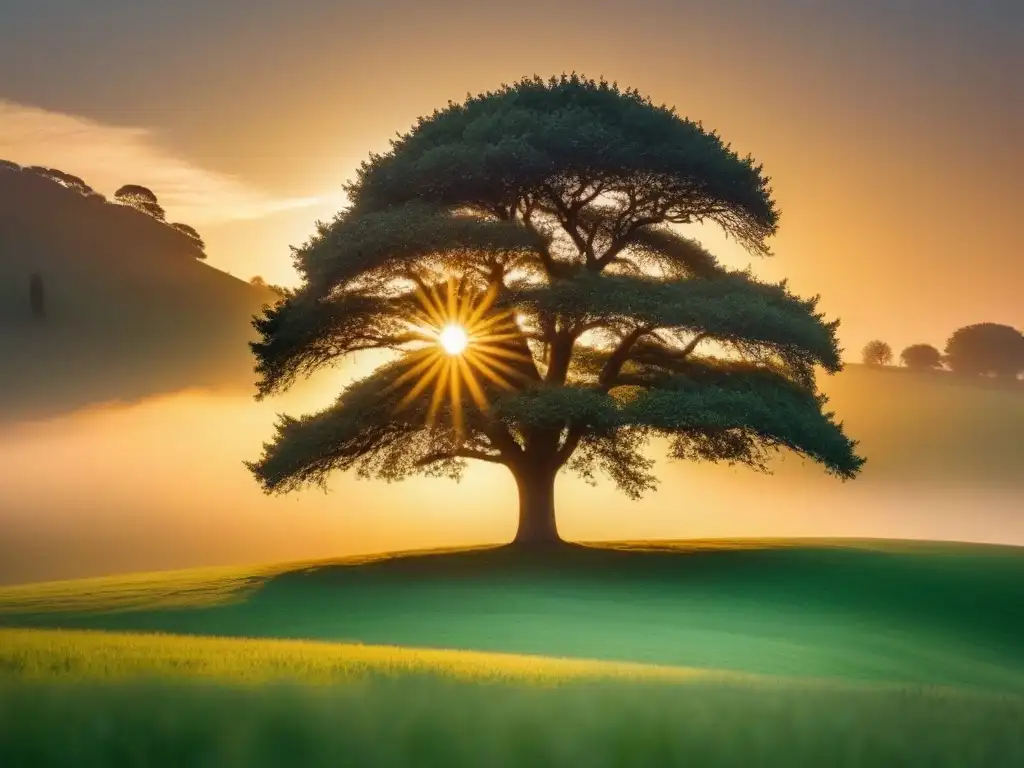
[0,163,275,422]
[2,539,1022,692]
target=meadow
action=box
[1,539,1023,765]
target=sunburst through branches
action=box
[389,277,533,436]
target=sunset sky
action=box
[1,0,1020,355]
[0,0,1021,584]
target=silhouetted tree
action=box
[29,272,45,320]
[170,222,206,259]
[944,323,1024,379]
[114,184,166,221]
[26,166,95,196]
[862,340,892,366]
[900,344,942,371]
[246,75,864,548]
[0,159,20,173]
[250,275,289,298]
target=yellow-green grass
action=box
[0,628,751,687]
[3,538,1024,767]
[2,644,1022,768]
[2,539,1023,692]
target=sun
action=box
[389,276,533,436]
[438,324,469,355]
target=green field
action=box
[2,539,1023,765]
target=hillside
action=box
[0,162,276,422]
[3,541,1023,767]
[2,539,1022,692]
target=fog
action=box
[1,367,1021,585]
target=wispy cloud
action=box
[0,99,323,225]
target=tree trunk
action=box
[512,464,561,549]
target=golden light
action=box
[438,324,470,355]
[389,277,533,436]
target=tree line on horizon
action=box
[862,323,1024,380]
[0,159,207,258]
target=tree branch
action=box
[599,325,654,389]
[554,428,584,469]
[554,323,654,469]
[676,332,708,359]
[594,215,664,269]
[545,330,576,384]
[519,199,560,278]
[417,448,508,466]
[625,332,709,375]
[545,186,595,265]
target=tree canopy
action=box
[246,75,864,547]
[900,344,942,371]
[945,323,1024,379]
[114,184,166,221]
[862,340,892,367]
[26,166,95,196]
[170,222,207,258]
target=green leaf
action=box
[492,386,620,432]
[625,372,864,479]
[294,202,544,294]
[350,75,778,256]
[246,362,499,492]
[511,272,842,375]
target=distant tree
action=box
[113,183,158,205]
[26,166,95,196]
[249,275,289,298]
[114,184,166,221]
[900,344,942,371]
[169,222,207,258]
[862,340,892,366]
[246,75,864,549]
[29,272,45,320]
[944,323,1024,379]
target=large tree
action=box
[944,323,1024,379]
[247,75,864,548]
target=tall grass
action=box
[4,541,1022,691]
[2,675,1022,768]
[0,628,742,686]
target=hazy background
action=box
[2,364,1022,585]
[0,0,1021,584]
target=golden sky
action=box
[0,0,1020,356]
[0,1,1022,583]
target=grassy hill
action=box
[3,539,1022,691]
[0,162,276,422]
[2,539,1022,766]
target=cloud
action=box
[0,99,323,225]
